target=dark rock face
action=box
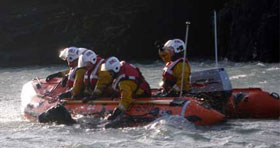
[0,0,278,66]
[219,0,279,62]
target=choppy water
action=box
[0,61,279,148]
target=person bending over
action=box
[103,57,151,121]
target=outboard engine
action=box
[190,68,232,113]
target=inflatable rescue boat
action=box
[21,68,280,127]
[21,77,225,127]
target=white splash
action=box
[230,74,247,80]
[20,81,36,114]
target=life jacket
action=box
[84,57,105,90]
[66,66,78,88]
[112,61,151,97]
[162,57,190,90]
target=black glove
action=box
[107,107,124,121]
[154,88,169,97]
[58,91,72,100]
[82,95,98,103]
[154,91,165,97]
[61,76,68,87]
[46,72,62,82]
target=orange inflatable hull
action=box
[226,88,280,118]
[22,78,225,126]
[64,97,225,126]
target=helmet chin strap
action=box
[179,21,191,97]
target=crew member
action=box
[46,47,87,88]
[82,63,115,103]
[79,51,115,99]
[58,50,98,100]
[103,57,151,120]
[158,39,191,96]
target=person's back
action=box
[103,57,151,120]
[114,61,151,108]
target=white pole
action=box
[214,10,219,68]
[180,21,191,97]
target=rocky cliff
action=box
[219,0,279,62]
[0,0,278,66]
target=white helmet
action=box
[78,50,97,68]
[163,39,185,53]
[104,56,121,73]
[77,48,88,55]
[59,47,79,62]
